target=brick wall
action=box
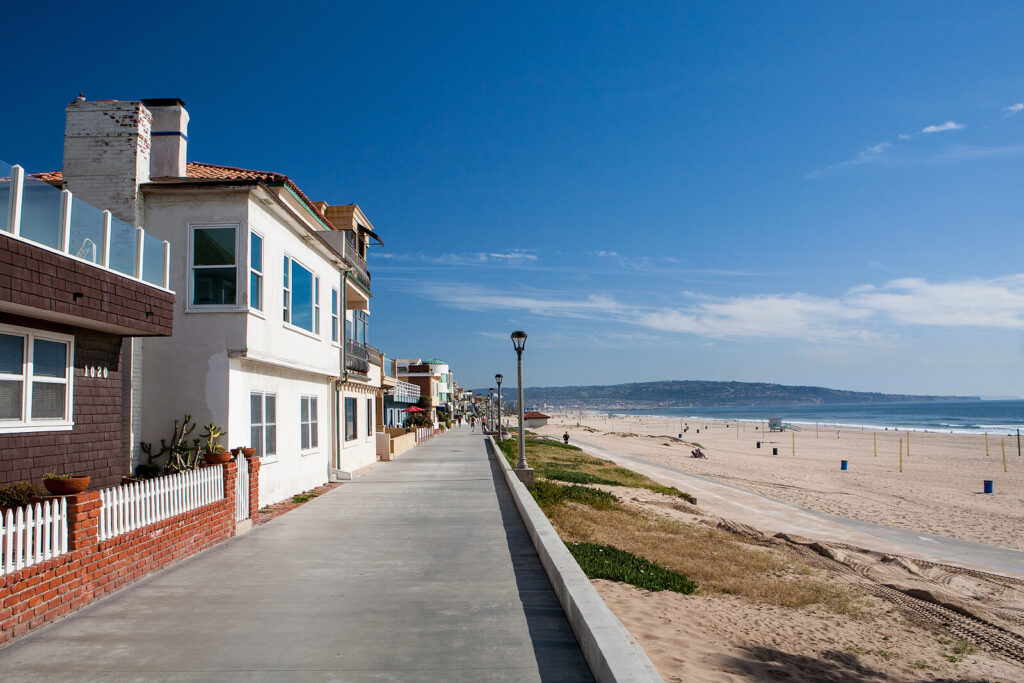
[0,455,260,645]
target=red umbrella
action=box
[402,406,425,413]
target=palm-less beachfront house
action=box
[36,97,383,503]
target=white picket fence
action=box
[235,455,250,522]
[0,498,68,575]
[98,466,224,541]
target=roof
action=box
[34,162,332,232]
[424,358,447,365]
[523,411,550,419]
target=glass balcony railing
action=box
[343,238,371,290]
[1,162,170,289]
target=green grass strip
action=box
[530,479,619,510]
[567,542,697,594]
[542,468,619,486]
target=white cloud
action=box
[848,275,1024,328]
[920,120,965,134]
[898,133,913,140]
[807,141,891,177]
[592,250,619,258]
[421,274,1024,343]
[1003,103,1024,118]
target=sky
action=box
[4,1,1024,397]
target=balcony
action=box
[343,238,371,291]
[393,380,420,404]
[2,162,170,289]
[345,338,370,375]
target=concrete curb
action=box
[486,436,662,683]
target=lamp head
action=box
[510,330,527,353]
[495,373,503,386]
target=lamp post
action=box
[495,374,503,441]
[488,388,494,434]
[510,331,532,484]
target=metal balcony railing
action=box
[344,239,371,290]
[394,380,420,403]
[1,162,170,289]
[345,338,370,375]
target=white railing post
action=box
[7,165,24,236]
[100,210,112,267]
[59,189,73,254]
[162,240,171,289]
[134,226,145,279]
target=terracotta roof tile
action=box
[523,411,550,419]
[33,162,335,230]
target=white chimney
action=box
[62,99,152,227]
[141,98,188,178]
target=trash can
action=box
[772,447,778,455]
[678,433,682,439]
[841,460,848,471]
[756,441,761,448]
[984,480,994,494]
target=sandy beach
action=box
[536,412,1024,551]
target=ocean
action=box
[603,399,1024,435]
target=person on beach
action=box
[563,431,570,445]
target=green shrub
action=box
[530,479,618,510]
[0,482,48,508]
[643,483,697,504]
[567,542,697,594]
[542,468,618,486]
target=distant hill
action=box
[508,380,978,409]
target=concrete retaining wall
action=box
[486,437,662,682]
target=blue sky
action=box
[4,2,1024,396]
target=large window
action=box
[283,256,318,334]
[353,310,369,344]
[301,396,318,450]
[249,231,263,312]
[366,398,373,436]
[191,225,236,306]
[0,325,74,432]
[345,397,357,441]
[250,392,277,458]
[331,289,339,343]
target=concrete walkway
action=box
[573,436,1024,579]
[0,430,593,681]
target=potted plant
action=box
[241,447,257,457]
[42,472,91,495]
[201,423,231,464]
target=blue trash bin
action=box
[984,480,994,494]
[841,460,848,471]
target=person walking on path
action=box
[563,431,570,445]
[470,416,476,431]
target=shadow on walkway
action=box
[484,438,594,682]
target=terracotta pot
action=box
[203,451,232,464]
[231,447,242,456]
[43,476,90,495]
[241,447,257,458]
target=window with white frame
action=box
[0,325,74,431]
[331,289,339,343]
[249,231,263,312]
[300,396,318,450]
[283,256,318,334]
[366,398,373,436]
[250,392,277,458]
[191,225,237,306]
[353,310,369,344]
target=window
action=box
[366,398,373,436]
[345,397,357,441]
[283,256,317,333]
[0,325,74,431]
[313,276,320,335]
[250,392,277,458]
[353,310,369,344]
[331,289,339,343]
[191,225,236,306]
[249,231,263,312]
[301,396,318,450]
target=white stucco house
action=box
[38,97,384,504]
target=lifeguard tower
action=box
[768,417,784,432]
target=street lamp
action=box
[488,388,494,434]
[510,331,530,479]
[495,373,503,441]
